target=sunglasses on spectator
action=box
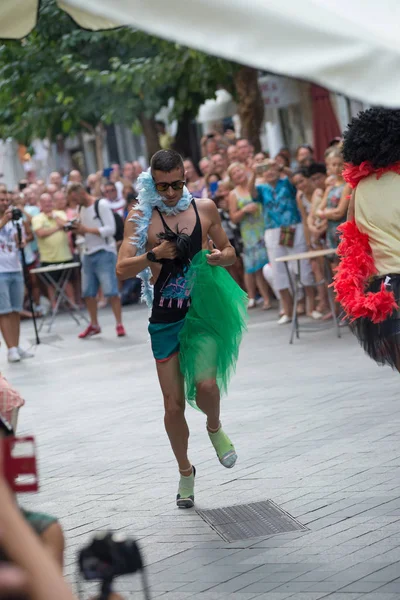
[154,180,185,193]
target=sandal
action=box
[176,466,196,509]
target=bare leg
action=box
[156,355,191,473]
[65,282,76,306]
[280,288,293,317]
[84,297,99,326]
[197,377,237,468]
[235,256,246,291]
[29,273,41,306]
[225,257,246,291]
[196,379,220,431]
[255,269,272,307]
[109,296,123,325]
[331,258,342,316]
[0,312,20,349]
[47,286,56,309]
[311,258,329,312]
[40,522,65,569]
[305,285,316,315]
[244,272,256,303]
[11,312,20,346]
[97,288,107,309]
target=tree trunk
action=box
[139,114,161,160]
[94,123,104,171]
[234,66,264,152]
[173,111,200,163]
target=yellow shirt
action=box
[355,172,400,275]
[32,211,72,264]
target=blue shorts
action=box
[148,319,185,362]
[81,250,119,298]
[0,271,24,314]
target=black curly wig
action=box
[343,107,400,168]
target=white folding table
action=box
[30,262,88,333]
[276,248,341,344]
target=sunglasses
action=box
[154,180,185,193]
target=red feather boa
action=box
[343,160,400,188]
[333,220,398,323]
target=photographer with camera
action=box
[31,193,75,309]
[0,186,33,363]
[66,183,126,339]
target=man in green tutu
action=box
[117,150,247,508]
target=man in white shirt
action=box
[66,183,126,339]
[0,186,33,362]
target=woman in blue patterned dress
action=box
[228,162,271,309]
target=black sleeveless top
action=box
[150,200,202,324]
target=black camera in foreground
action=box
[11,207,23,221]
[78,532,150,600]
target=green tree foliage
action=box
[0,0,264,156]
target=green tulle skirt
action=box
[178,251,248,409]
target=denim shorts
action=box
[81,250,119,298]
[0,271,24,314]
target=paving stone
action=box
[337,581,386,593]
[361,594,398,599]
[371,580,400,593]
[319,595,361,599]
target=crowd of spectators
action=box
[0,133,350,360]
[194,131,350,323]
[0,162,143,359]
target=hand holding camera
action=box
[63,218,79,232]
[11,207,23,222]
[0,208,13,229]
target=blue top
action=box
[257,177,300,230]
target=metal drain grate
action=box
[197,500,307,542]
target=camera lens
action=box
[11,208,23,221]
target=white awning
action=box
[1,0,399,107]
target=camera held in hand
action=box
[63,219,78,232]
[11,207,23,222]
[78,531,150,600]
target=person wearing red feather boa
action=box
[333,107,400,370]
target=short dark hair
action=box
[292,167,309,179]
[126,191,137,203]
[307,162,327,177]
[67,182,85,196]
[105,182,116,190]
[276,152,290,167]
[343,107,400,168]
[151,150,184,174]
[296,144,314,156]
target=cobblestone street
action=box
[8,305,400,599]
